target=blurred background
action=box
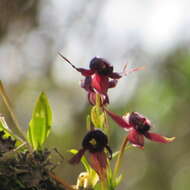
[0,0,190,189]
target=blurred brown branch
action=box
[0,0,39,39]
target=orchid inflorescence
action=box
[59,54,175,190]
[0,55,175,190]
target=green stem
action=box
[100,179,107,190]
[101,108,110,138]
[0,116,23,142]
[113,136,128,178]
[0,81,32,150]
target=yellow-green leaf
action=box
[91,106,100,128]
[90,106,105,129]
[27,92,52,150]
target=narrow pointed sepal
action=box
[69,148,86,164]
[109,72,122,79]
[145,132,176,143]
[104,109,131,129]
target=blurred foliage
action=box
[0,0,38,40]
[122,49,190,190]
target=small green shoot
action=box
[27,92,52,150]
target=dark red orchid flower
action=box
[59,53,126,105]
[69,129,112,180]
[105,109,175,148]
[81,76,112,105]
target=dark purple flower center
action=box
[129,112,150,134]
[90,57,113,76]
[135,124,150,134]
[82,129,108,153]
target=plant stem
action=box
[0,81,31,150]
[100,179,107,190]
[0,116,23,142]
[49,172,75,190]
[113,136,128,178]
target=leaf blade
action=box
[27,92,52,150]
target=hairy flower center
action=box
[82,129,108,153]
[135,124,150,134]
[90,57,113,76]
[129,112,151,134]
[89,138,97,146]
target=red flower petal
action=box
[128,129,144,148]
[88,92,96,105]
[89,152,107,180]
[144,132,176,143]
[91,74,109,94]
[81,76,93,92]
[104,109,132,129]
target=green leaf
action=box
[99,113,105,128]
[0,116,22,144]
[91,106,100,128]
[91,106,105,129]
[0,116,14,138]
[27,92,52,150]
[115,174,123,186]
[94,183,101,190]
[107,174,123,189]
